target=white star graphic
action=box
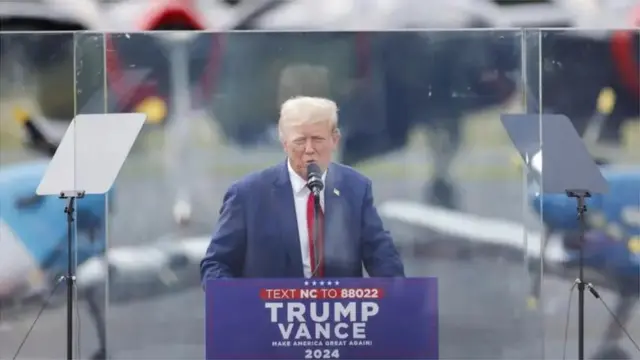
[334,281,340,286]
[319,281,325,286]
[304,281,309,286]
[327,281,333,286]
[312,281,317,286]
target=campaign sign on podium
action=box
[205,278,438,360]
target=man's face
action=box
[282,120,339,178]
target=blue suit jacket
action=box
[200,161,405,281]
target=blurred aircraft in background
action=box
[1,2,637,359]
[0,0,102,28]
[0,0,637,286]
[2,0,637,214]
[377,155,640,359]
[529,9,639,145]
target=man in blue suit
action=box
[200,96,405,280]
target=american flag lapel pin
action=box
[333,188,340,196]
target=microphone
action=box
[306,162,324,277]
[306,162,324,196]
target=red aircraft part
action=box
[104,0,224,121]
[610,8,640,98]
[140,0,204,30]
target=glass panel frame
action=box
[85,28,544,359]
[0,31,81,359]
[73,31,110,360]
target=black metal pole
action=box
[567,190,589,360]
[578,229,585,360]
[577,194,588,360]
[60,190,84,360]
[64,196,75,360]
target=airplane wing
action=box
[379,200,567,263]
[75,234,209,303]
[378,199,623,292]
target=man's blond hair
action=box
[278,96,339,140]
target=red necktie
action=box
[306,193,324,277]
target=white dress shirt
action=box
[287,160,326,278]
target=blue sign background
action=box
[205,277,438,359]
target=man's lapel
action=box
[273,160,304,276]
[323,163,343,273]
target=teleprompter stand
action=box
[566,189,590,360]
[59,190,85,360]
[35,113,146,359]
[501,114,609,360]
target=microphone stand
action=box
[311,190,322,277]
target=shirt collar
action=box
[287,159,327,195]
